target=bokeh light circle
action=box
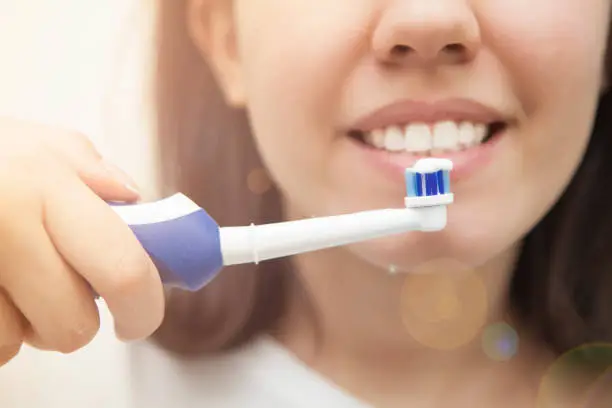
[481,322,519,361]
[536,343,612,408]
[400,258,488,350]
[247,167,272,195]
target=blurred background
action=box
[0,0,158,406]
[0,0,158,196]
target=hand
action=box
[0,117,165,367]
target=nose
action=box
[372,0,481,67]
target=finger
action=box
[43,132,141,203]
[1,119,139,203]
[0,216,100,354]
[43,174,165,341]
[0,289,25,349]
[0,289,25,366]
[78,161,141,203]
[0,343,21,367]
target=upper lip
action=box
[349,99,508,132]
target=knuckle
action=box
[0,121,93,191]
[55,128,93,147]
[44,128,102,162]
[0,144,54,207]
[0,123,47,164]
[0,142,45,178]
[108,250,154,296]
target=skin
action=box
[0,118,165,364]
[189,0,611,406]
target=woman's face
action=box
[196,0,610,272]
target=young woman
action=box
[1,0,612,406]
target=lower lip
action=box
[349,130,506,184]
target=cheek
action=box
[448,1,610,265]
[443,1,610,261]
[481,0,608,117]
[234,0,373,192]
[235,0,373,104]
[484,0,608,195]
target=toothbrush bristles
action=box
[405,158,453,198]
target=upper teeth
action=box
[364,121,488,153]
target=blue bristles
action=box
[415,172,423,196]
[405,169,451,198]
[426,173,438,195]
[443,170,450,193]
[406,171,418,197]
[436,170,445,194]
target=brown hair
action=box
[150,0,612,359]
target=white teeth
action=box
[474,123,487,144]
[404,123,432,152]
[369,129,385,148]
[384,126,405,151]
[458,122,476,146]
[363,121,493,154]
[432,121,459,150]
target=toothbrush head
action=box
[404,158,454,208]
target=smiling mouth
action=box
[348,120,508,155]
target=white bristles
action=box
[412,158,453,173]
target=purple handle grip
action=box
[110,200,225,292]
[126,209,224,291]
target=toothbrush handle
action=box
[109,202,225,292]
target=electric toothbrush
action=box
[110,158,454,291]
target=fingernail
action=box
[103,162,141,196]
[123,183,141,197]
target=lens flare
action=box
[536,343,612,408]
[481,322,519,361]
[400,258,488,350]
[247,167,272,195]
